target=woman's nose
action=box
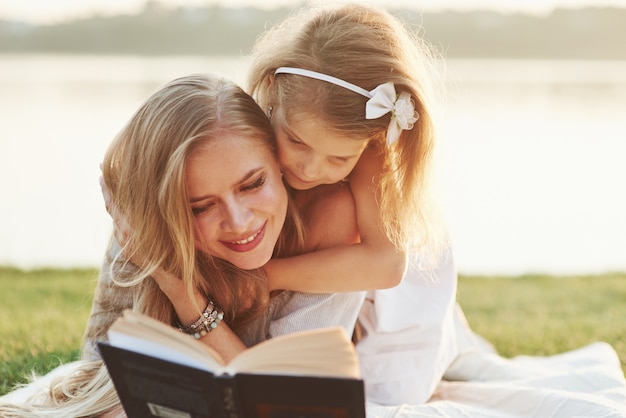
[222,199,253,233]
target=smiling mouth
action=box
[231,229,262,245]
[222,222,267,252]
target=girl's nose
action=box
[299,155,322,181]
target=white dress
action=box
[356,251,467,405]
[355,251,626,416]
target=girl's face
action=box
[271,106,368,190]
[185,135,287,270]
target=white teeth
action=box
[233,230,259,245]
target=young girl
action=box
[246,5,626,413]
[247,4,468,404]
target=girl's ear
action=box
[259,74,276,116]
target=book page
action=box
[108,310,226,371]
[227,327,361,379]
[109,310,361,379]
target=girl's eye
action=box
[287,135,305,146]
[242,176,266,192]
[332,157,350,164]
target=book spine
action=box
[215,375,242,418]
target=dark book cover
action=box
[98,342,366,418]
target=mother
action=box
[0,74,365,417]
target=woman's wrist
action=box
[176,299,224,339]
[172,288,208,325]
[151,267,210,324]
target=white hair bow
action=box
[273,67,419,146]
[366,82,419,145]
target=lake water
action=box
[1,55,625,275]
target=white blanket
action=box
[2,342,625,417]
[366,341,626,417]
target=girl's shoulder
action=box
[301,183,359,251]
[305,182,354,219]
[349,143,385,190]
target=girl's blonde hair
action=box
[249,4,447,262]
[0,74,305,417]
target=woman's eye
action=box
[192,203,214,216]
[242,176,266,192]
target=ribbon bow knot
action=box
[366,82,419,145]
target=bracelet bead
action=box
[176,300,224,339]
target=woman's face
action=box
[185,134,287,270]
[270,106,368,190]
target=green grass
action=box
[0,267,98,396]
[457,273,626,370]
[1,268,625,396]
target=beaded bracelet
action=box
[176,300,224,339]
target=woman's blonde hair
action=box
[0,361,122,418]
[249,4,447,261]
[0,74,305,417]
[103,74,303,331]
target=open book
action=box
[98,309,366,418]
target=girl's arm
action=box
[265,146,407,293]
